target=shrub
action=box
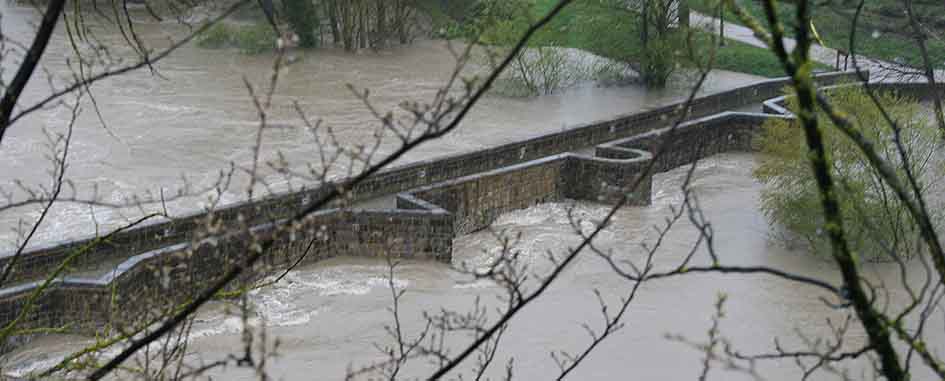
[465,0,535,43]
[197,23,235,49]
[283,0,319,48]
[234,22,278,54]
[196,22,277,54]
[512,46,578,95]
[639,37,678,88]
[754,87,944,261]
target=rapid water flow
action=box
[7,155,943,380]
[0,4,760,249]
[3,5,940,381]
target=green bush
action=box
[639,37,679,88]
[754,87,943,261]
[197,22,277,55]
[234,22,278,54]
[197,23,235,49]
[471,0,535,45]
[283,0,319,48]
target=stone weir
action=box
[0,72,878,339]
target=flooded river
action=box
[2,4,941,381]
[7,154,944,380]
[0,4,760,249]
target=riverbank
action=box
[0,6,764,253]
[7,151,942,380]
[526,0,829,78]
[690,0,945,71]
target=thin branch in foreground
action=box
[86,2,579,378]
[0,0,67,143]
[2,0,252,143]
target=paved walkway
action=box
[690,12,944,82]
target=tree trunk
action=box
[677,0,689,29]
[376,0,387,48]
[326,0,341,45]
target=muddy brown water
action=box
[5,155,943,380]
[2,5,941,381]
[0,4,761,250]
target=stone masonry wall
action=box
[0,205,454,340]
[564,149,653,206]
[0,72,861,287]
[0,72,879,343]
[609,112,764,173]
[407,156,569,234]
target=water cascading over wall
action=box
[1,71,891,343]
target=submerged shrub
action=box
[196,23,235,49]
[283,0,319,48]
[196,22,277,54]
[234,22,278,54]
[754,87,944,261]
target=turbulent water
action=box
[6,154,943,380]
[2,5,942,381]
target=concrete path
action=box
[690,12,944,82]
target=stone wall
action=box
[407,156,570,234]
[763,82,945,116]
[0,72,874,343]
[0,71,861,287]
[0,204,454,340]
[402,150,656,235]
[563,150,653,206]
[605,112,766,173]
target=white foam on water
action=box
[189,315,257,338]
[7,199,134,249]
[492,202,609,228]
[194,266,411,331]
[1,266,411,377]
[189,267,410,339]
[250,286,330,327]
[458,202,617,272]
[3,341,124,379]
[453,279,495,289]
[650,154,757,208]
[112,100,202,116]
[0,136,45,166]
[4,356,64,378]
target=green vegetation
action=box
[284,0,319,48]
[462,1,630,96]
[450,0,826,85]
[195,0,827,77]
[197,22,277,54]
[196,0,828,76]
[415,0,479,29]
[691,0,945,69]
[712,39,801,77]
[199,0,440,53]
[754,87,943,261]
[531,0,829,78]
[195,22,233,49]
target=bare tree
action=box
[1,0,943,379]
[351,0,945,379]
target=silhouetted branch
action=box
[87,2,580,378]
[0,0,67,144]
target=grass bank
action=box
[197,22,278,54]
[525,0,824,78]
[691,0,945,70]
